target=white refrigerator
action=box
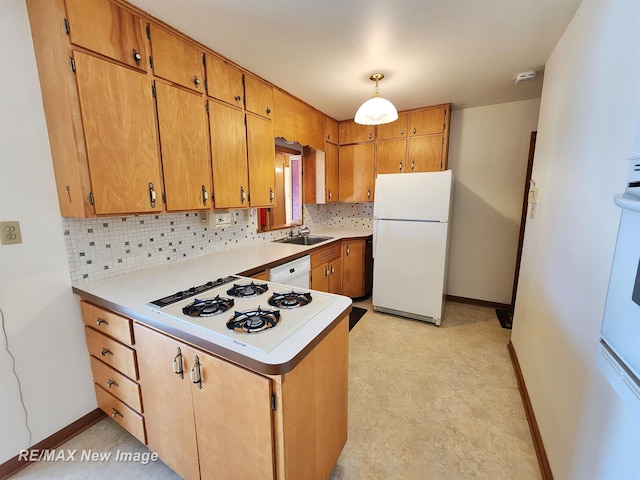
[372,170,453,325]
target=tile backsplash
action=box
[63,203,372,283]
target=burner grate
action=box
[227,282,269,298]
[227,307,280,334]
[268,291,313,309]
[182,295,235,317]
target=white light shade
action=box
[354,93,399,125]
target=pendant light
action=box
[354,73,398,125]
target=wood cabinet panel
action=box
[149,25,204,92]
[246,114,276,207]
[342,239,365,298]
[338,121,375,145]
[245,75,274,119]
[408,136,444,172]
[134,324,200,480]
[205,54,244,107]
[376,139,407,174]
[85,326,138,380]
[65,0,147,71]
[208,101,249,208]
[339,144,375,202]
[95,385,146,444]
[155,82,211,211]
[80,301,133,345]
[409,106,447,136]
[325,117,339,144]
[325,143,339,203]
[90,356,142,412]
[311,243,342,293]
[273,90,324,150]
[192,350,275,480]
[376,112,409,140]
[73,51,162,215]
[328,258,342,295]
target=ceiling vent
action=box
[515,71,537,84]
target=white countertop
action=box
[73,227,371,374]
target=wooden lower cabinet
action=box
[342,239,366,298]
[133,317,349,480]
[310,243,342,294]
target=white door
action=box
[372,219,448,321]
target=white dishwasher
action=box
[269,255,311,289]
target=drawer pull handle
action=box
[106,379,118,389]
[96,318,109,326]
[190,355,202,389]
[101,348,113,357]
[111,408,123,419]
[173,348,184,379]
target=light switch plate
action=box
[214,212,232,227]
[1,221,22,245]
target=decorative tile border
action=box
[63,203,372,283]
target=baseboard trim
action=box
[446,294,510,311]
[0,408,106,479]
[507,341,554,480]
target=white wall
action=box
[0,0,96,464]
[447,99,541,304]
[511,1,640,479]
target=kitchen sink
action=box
[273,235,333,246]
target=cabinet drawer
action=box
[95,384,146,445]
[311,243,342,268]
[85,327,138,380]
[81,301,133,345]
[90,356,142,413]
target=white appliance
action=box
[269,255,310,289]
[598,155,640,410]
[144,275,334,354]
[372,170,453,325]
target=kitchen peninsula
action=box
[73,229,368,480]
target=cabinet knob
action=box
[132,49,142,65]
[413,128,417,134]
[235,95,242,103]
[411,161,415,171]
[367,189,371,198]
[346,246,350,256]
[194,76,201,87]
[399,162,402,172]
[368,133,372,140]
[269,187,274,202]
[266,107,271,116]
[328,189,332,200]
[400,129,405,135]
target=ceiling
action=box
[128,0,582,121]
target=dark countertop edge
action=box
[238,234,373,277]
[72,286,352,376]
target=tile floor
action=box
[10,299,539,480]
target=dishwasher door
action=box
[269,255,311,289]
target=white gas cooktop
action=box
[144,276,336,354]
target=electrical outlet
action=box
[214,212,232,227]
[200,211,209,225]
[1,221,22,245]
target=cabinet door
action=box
[376,139,407,174]
[246,114,276,207]
[338,121,375,145]
[325,117,339,144]
[65,0,147,71]
[191,350,275,480]
[409,106,447,136]
[133,324,200,480]
[328,259,342,295]
[325,143,339,203]
[311,263,329,292]
[376,112,409,140]
[74,52,162,215]
[245,75,274,119]
[342,240,365,298]
[156,83,212,211]
[339,144,375,202]
[149,25,204,92]
[205,55,244,107]
[408,136,444,172]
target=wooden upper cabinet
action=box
[155,82,211,211]
[377,112,409,140]
[272,90,324,150]
[339,144,375,202]
[246,114,276,207]
[338,121,375,145]
[325,143,339,203]
[205,55,244,107]
[376,139,407,174]
[208,100,249,209]
[408,105,449,136]
[408,136,445,172]
[149,24,204,92]
[65,0,147,71]
[325,117,339,144]
[245,75,273,120]
[73,51,162,215]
